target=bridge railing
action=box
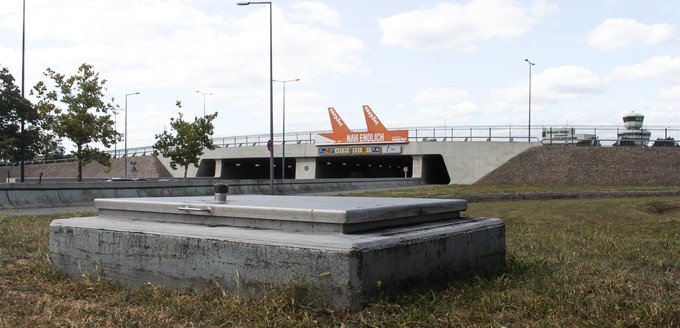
[404,125,680,146]
[104,125,680,158]
[3,125,677,165]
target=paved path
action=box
[3,189,680,217]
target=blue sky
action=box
[1,0,679,148]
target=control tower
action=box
[615,111,651,146]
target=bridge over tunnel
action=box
[199,154,450,184]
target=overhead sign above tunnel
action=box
[316,105,409,146]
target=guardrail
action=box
[2,125,678,166]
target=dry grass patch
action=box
[2,194,680,327]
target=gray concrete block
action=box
[49,216,504,311]
[49,195,505,311]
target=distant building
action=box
[541,127,598,146]
[614,111,650,147]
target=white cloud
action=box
[491,65,605,111]
[587,18,677,51]
[378,0,559,50]
[659,85,680,103]
[610,56,680,83]
[288,1,342,28]
[393,102,479,127]
[1,0,372,147]
[25,0,220,44]
[412,88,470,104]
[537,66,606,101]
[19,0,367,91]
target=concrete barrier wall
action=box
[0,178,423,210]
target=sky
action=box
[1,0,680,149]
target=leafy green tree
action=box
[0,66,50,163]
[32,63,120,181]
[153,101,217,179]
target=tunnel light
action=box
[235,163,241,167]
[327,162,331,165]
[255,164,260,167]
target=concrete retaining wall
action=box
[2,155,172,181]
[0,178,423,209]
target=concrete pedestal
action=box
[49,195,505,311]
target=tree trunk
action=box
[183,165,188,179]
[77,145,83,182]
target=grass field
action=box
[1,186,680,327]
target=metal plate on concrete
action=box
[95,195,467,233]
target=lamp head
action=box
[237,2,250,5]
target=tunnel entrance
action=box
[421,154,450,184]
[201,154,449,184]
[315,155,413,179]
[217,158,297,179]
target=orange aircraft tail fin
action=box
[327,107,351,134]
[363,105,388,132]
[319,107,352,142]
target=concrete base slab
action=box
[49,215,505,311]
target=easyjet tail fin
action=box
[326,107,351,134]
[319,107,352,142]
[363,105,388,132]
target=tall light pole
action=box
[525,59,535,142]
[124,92,140,177]
[196,90,212,117]
[20,0,26,182]
[114,108,118,157]
[238,1,274,194]
[273,78,299,180]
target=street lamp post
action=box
[196,90,213,117]
[114,109,118,157]
[20,0,26,182]
[273,78,299,180]
[525,59,535,142]
[238,1,274,194]
[124,92,140,178]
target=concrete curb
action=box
[438,190,680,202]
[0,178,424,209]
[0,189,13,208]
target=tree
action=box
[0,66,50,163]
[32,63,120,181]
[153,101,217,179]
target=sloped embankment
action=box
[475,147,680,186]
[2,156,172,180]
